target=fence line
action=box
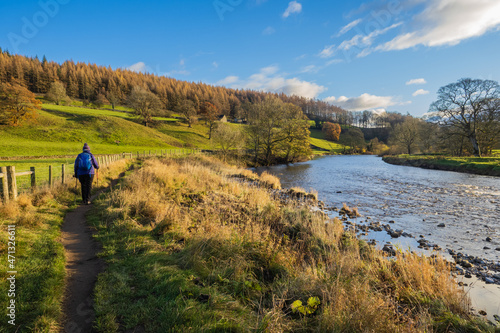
[0,149,202,203]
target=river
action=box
[255,155,500,321]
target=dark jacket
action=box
[74,151,99,176]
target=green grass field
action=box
[157,122,211,149]
[0,159,74,192]
[45,104,180,122]
[384,154,500,176]
[396,154,500,166]
[309,129,344,154]
[0,105,190,158]
[44,104,135,120]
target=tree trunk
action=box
[469,135,481,157]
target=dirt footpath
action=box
[60,200,103,333]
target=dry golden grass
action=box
[237,168,260,181]
[0,201,21,219]
[259,171,282,189]
[90,155,487,332]
[290,186,306,194]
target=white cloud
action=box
[338,22,402,51]
[406,78,427,85]
[217,76,239,85]
[321,22,401,59]
[378,0,500,51]
[260,66,279,76]
[179,59,185,66]
[357,47,374,58]
[324,93,398,111]
[278,78,327,98]
[300,65,318,73]
[337,19,362,37]
[412,89,430,96]
[319,44,336,58]
[212,61,219,69]
[326,59,343,65]
[217,66,326,99]
[263,26,276,35]
[127,62,149,73]
[283,1,302,18]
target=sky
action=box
[1,0,500,116]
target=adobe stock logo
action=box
[213,0,244,21]
[7,0,71,54]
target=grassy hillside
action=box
[1,103,347,161]
[157,122,212,149]
[309,128,344,154]
[0,105,194,158]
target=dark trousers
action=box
[78,174,94,203]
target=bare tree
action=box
[45,81,69,105]
[176,99,197,128]
[201,101,219,139]
[128,86,162,127]
[430,78,500,156]
[478,97,500,155]
[211,123,245,160]
[390,117,421,155]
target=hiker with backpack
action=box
[74,143,99,205]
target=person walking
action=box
[74,143,99,205]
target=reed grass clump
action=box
[259,171,282,189]
[89,156,492,332]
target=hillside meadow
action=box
[0,104,207,158]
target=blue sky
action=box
[1,0,500,116]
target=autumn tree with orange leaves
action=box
[322,122,341,141]
[0,82,41,126]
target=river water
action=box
[255,155,500,320]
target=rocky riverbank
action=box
[383,156,500,177]
[274,191,500,288]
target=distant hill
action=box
[0,49,347,122]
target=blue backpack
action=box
[78,153,92,173]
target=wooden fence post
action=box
[61,164,66,184]
[49,165,53,187]
[1,166,9,204]
[30,167,36,190]
[7,166,17,201]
